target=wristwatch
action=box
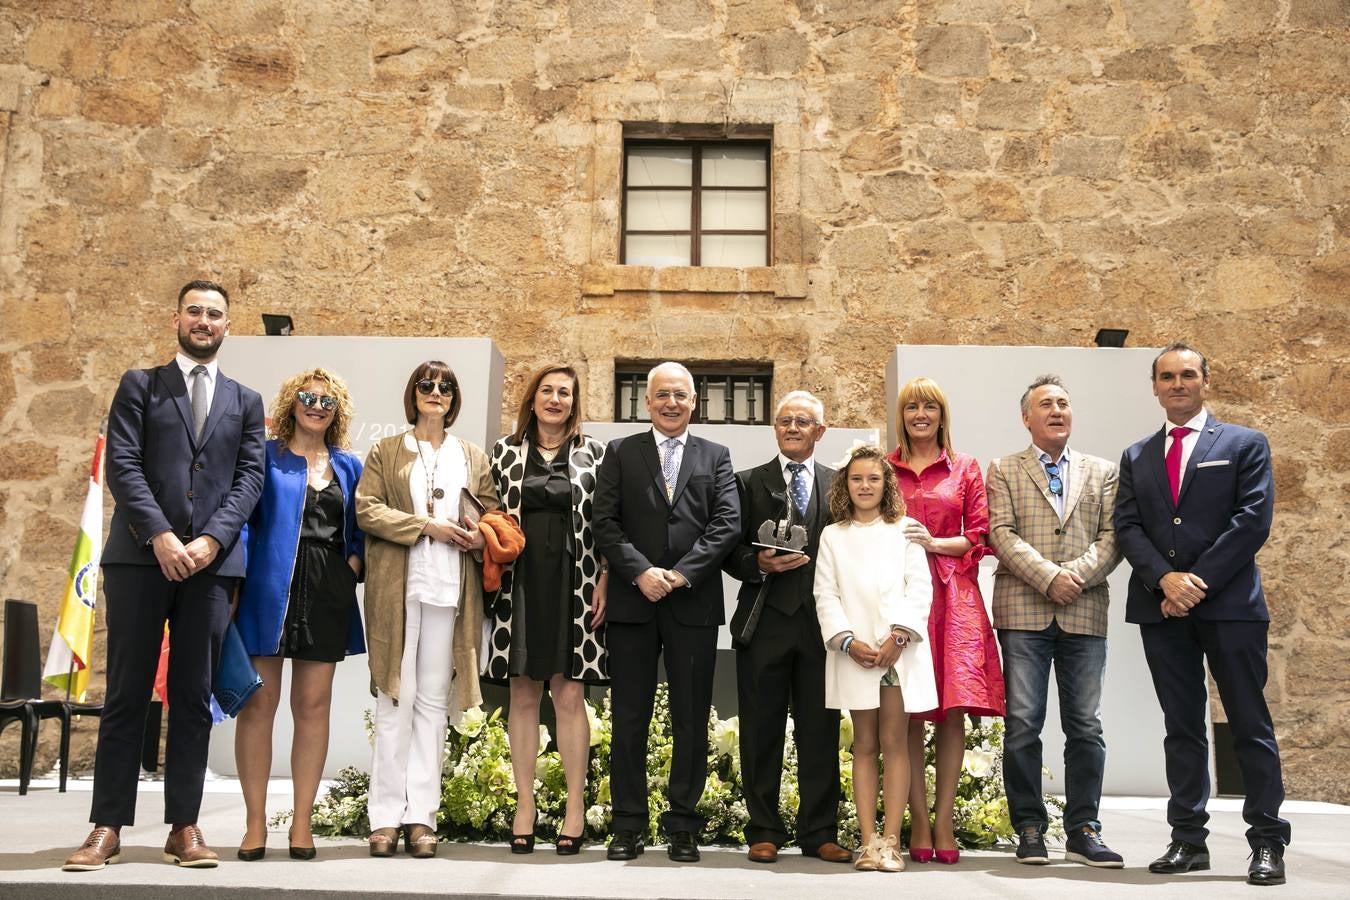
[892,631,910,648]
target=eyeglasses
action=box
[1044,461,1063,497]
[297,391,337,411]
[416,379,455,396]
[774,415,819,429]
[652,390,691,403]
[182,304,226,321]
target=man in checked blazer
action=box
[594,361,741,864]
[986,374,1123,869]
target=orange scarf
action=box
[477,510,525,592]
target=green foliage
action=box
[305,686,1057,848]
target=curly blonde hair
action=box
[268,367,354,450]
[827,443,906,525]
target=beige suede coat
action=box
[355,431,499,714]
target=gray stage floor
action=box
[1,776,1347,898]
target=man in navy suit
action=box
[1114,342,1289,886]
[64,281,265,872]
[721,391,849,865]
[594,361,740,864]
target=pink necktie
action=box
[1166,426,1193,506]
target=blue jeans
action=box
[999,622,1107,833]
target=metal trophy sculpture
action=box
[735,490,807,645]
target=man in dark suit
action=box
[594,361,740,863]
[1114,342,1289,886]
[64,280,265,872]
[722,390,849,865]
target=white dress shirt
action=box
[405,431,466,608]
[1032,443,1071,521]
[778,453,816,502]
[175,352,217,410]
[1163,408,1209,495]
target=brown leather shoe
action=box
[804,840,853,863]
[63,826,122,871]
[748,841,778,863]
[163,824,219,868]
[405,823,438,859]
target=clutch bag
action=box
[459,487,485,530]
[214,621,263,718]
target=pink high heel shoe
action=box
[909,846,934,863]
[935,848,960,864]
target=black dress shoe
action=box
[667,831,700,863]
[1149,839,1211,874]
[607,830,644,861]
[1248,846,1286,886]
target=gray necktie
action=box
[660,437,679,501]
[190,365,208,441]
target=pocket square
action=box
[1196,459,1231,468]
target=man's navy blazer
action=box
[1114,414,1274,625]
[593,429,741,627]
[101,360,266,578]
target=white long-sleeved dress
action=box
[813,516,938,713]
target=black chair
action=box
[1,598,103,792]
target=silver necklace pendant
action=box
[432,487,445,499]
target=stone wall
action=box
[0,1,1345,801]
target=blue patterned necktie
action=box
[786,462,808,518]
[661,437,679,500]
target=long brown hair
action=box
[268,367,354,450]
[508,363,584,447]
[895,376,954,461]
[827,443,905,524]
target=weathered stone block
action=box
[1063,84,1152,136]
[901,219,980,261]
[1207,257,1293,311]
[569,0,646,30]
[189,0,287,37]
[634,37,710,73]
[943,177,1029,222]
[1145,208,1245,257]
[221,44,297,91]
[4,294,71,345]
[917,0,1006,23]
[136,128,213,170]
[975,81,1046,131]
[1099,249,1184,311]
[1289,363,1350,424]
[1024,0,1112,48]
[1134,131,1213,178]
[1018,256,1095,310]
[1183,170,1297,209]
[1119,0,1194,45]
[996,135,1045,172]
[191,156,309,215]
[1265,35,1350,93]
[726,0,789,33]
[466,36,537,80]
[1101,48,1180,81]
[373,40,458,81]
[924,267,1008,317]
[1036,178,1106,221]
[35,78,79,118]
[81,82,164,127]
[820,27,907,76]
[545,33,630,84]
[1051,135,1122,178]
[841,132,906,172]
[795,0,905,24]
[827,225,892,269]
[107,24,203,80]
[653,0,714,31]
[25,20,103,80]
[898,76,962,125]
[827,81,882,131]
[915,25,990,78]
[1244,212,1325,258]
[917,128,990,170]
[467,205,549,274]
[300,29,374,90]
[1287,0,1349,28]
[864,172,946,221]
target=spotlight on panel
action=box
[262,314,294,336]
[1094,328,1128,348]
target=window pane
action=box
[626,190,691,230]
[627,146,693,186]
[702,145,767,187]
[700,234,768,267]
[701,379,728,422]
[625,233,691,267]
[701,189,767,230]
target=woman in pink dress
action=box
[887,376,1005,865]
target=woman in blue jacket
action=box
[233,367,365,861]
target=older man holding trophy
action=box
[723,391,850,864]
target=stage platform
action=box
[1,776,1346,898]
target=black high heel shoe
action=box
[510,811,539,855]
[556,833,585,856]
[236,846,266,861]
[288,828,317,861]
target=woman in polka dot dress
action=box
[486,364,609,856]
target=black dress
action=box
[278,481,357,663]
[509,447,574,680]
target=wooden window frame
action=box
[614,363,773,425]
[620,139,772,267]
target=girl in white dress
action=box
[814,444,937,872]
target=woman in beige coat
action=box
[355,361,498,859]
[814,444,936,873]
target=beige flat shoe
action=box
[854,835,883,871]
[877,834,905,872]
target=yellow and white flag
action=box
[42,422,106,702]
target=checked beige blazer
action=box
[986,447,1122,636]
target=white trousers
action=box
[367,597,457,830]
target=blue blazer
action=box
[1114,414,1274,624]
[593,430,741,627]
[236,440,366,657]
[102,361,265,577]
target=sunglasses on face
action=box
[297,391,338,411]
[416,379,455,396]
